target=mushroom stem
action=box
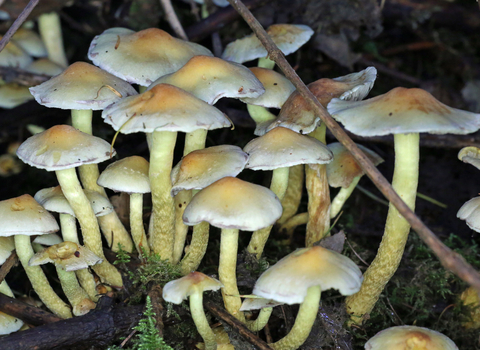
[247,307,273,332]
[38,12,68,67]
[345,133,419,323]
[258,57,276,69]
[179,221,210,275]
[330,175,361,218]
[55,267,93,316]
[15,234,72,318]
[58,213,98,301]
[149,130,178,261]
[247,166,289,258]
[72,109,134,253]
[306,124,330,246]
[173,129,208,264]
[219,228,245,322]
[55,167,123,287]
[130,193,150,255]
[189,291,217,350]
[270,286,321,350]
[246,104,277,124]
[277,165,304,225]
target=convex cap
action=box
[148,56,265,105]
[0,194,59,237]
[222,24,314,64]
[88,28,213,86]
[253,246,363,304]
[457,197,480,232]
[98,156,150,194]
[29,62,138,110]
[365,325,458,350]
[183,177,283,231]
[171,145,248,196]
[244,127,333,170]
[163,272,223,304]
[102,84,231,133]
[458,146,480,170]
[328,87,480,136]
[16,125,115,171]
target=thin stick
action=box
[0,0,41,52]
[226,0,480,293]
[204,301,273,350]
[0,293,62,326]
[159,0,188,40]
[0,251,18,285]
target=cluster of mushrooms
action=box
[0,18,476,350]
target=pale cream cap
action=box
[12,28,47,57]
[244,127,333,170]
[253,246,363,304]
[458,146,480,170]
[98,156,150,194]
[29,61,138,110]
[365,325,458,350]
[457,196,480,232]
[0,38,33,68]
[102,84,231,133]
[171,145,248,196]
[183,177,283,231]
[163,271,223,304]
[16,125,115,171]
[148,56,265,105]
[88,27,213,86]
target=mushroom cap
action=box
[29,241,103,271]
[458,146,480,170]
[222,24,314,63]
[365,325,458,350]
[0,237,15,265]
[328,87,480,136]
[267,67,377,135]
[457,196,480,232]
[11,28,47,57]
[326,142,384,188]
[0,38,33,68]
[34,186,113,217]
[0,83,34,109]
[240,67,296,108]
[102,84,231,133]
[0,194,59,237]
[148,56,265,105]
[0,309,24,335]
[88,27,213,86]
[97,156,150,194]
[244,127,333,170]
[16,125,115,171]
[239,296,282,311]
[33,233,63,246]
[171,145,248,196]
[183,177,283,231]
[252,246,363,304]
[24,58,64,76]
[163,271,223,304]
[29,61,138,110]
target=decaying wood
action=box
[226,0,480,294]
[0,293,63,326]
[0,66,51,86]
[0,251,18,285]
[0,297,143,350]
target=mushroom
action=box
[163,272,223,350]
[327,87,480,323]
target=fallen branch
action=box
[226,0,480,293]
[0,251,18,285]
[0,293,61,326]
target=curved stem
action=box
[130,193,150,255]
[270,286,321,350]
[247,167,289,258]
[15,235,72,318]
[190,292,217,350]
[278,165,304,225]
[330,176,361,218]
[247,307,273,332]
[345,133,419,323]
[179,221,210,275]
[38,12,68,67]
[219,228,245,322]
[56,267,93,316]
[173,130,208,264]
[149,130,178,260]
[55,168,123,288]
[247,104,277,124]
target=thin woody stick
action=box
[0,0,40,52]
[226,0,480,293]
[159,0,189,40]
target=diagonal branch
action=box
[0,0,40,52]
[226,0,480,293]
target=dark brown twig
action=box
[0,0,40,53]
[226,0,480,293]
[0,251,18,285]
[0,293,62,326]
[204,300,273,350]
